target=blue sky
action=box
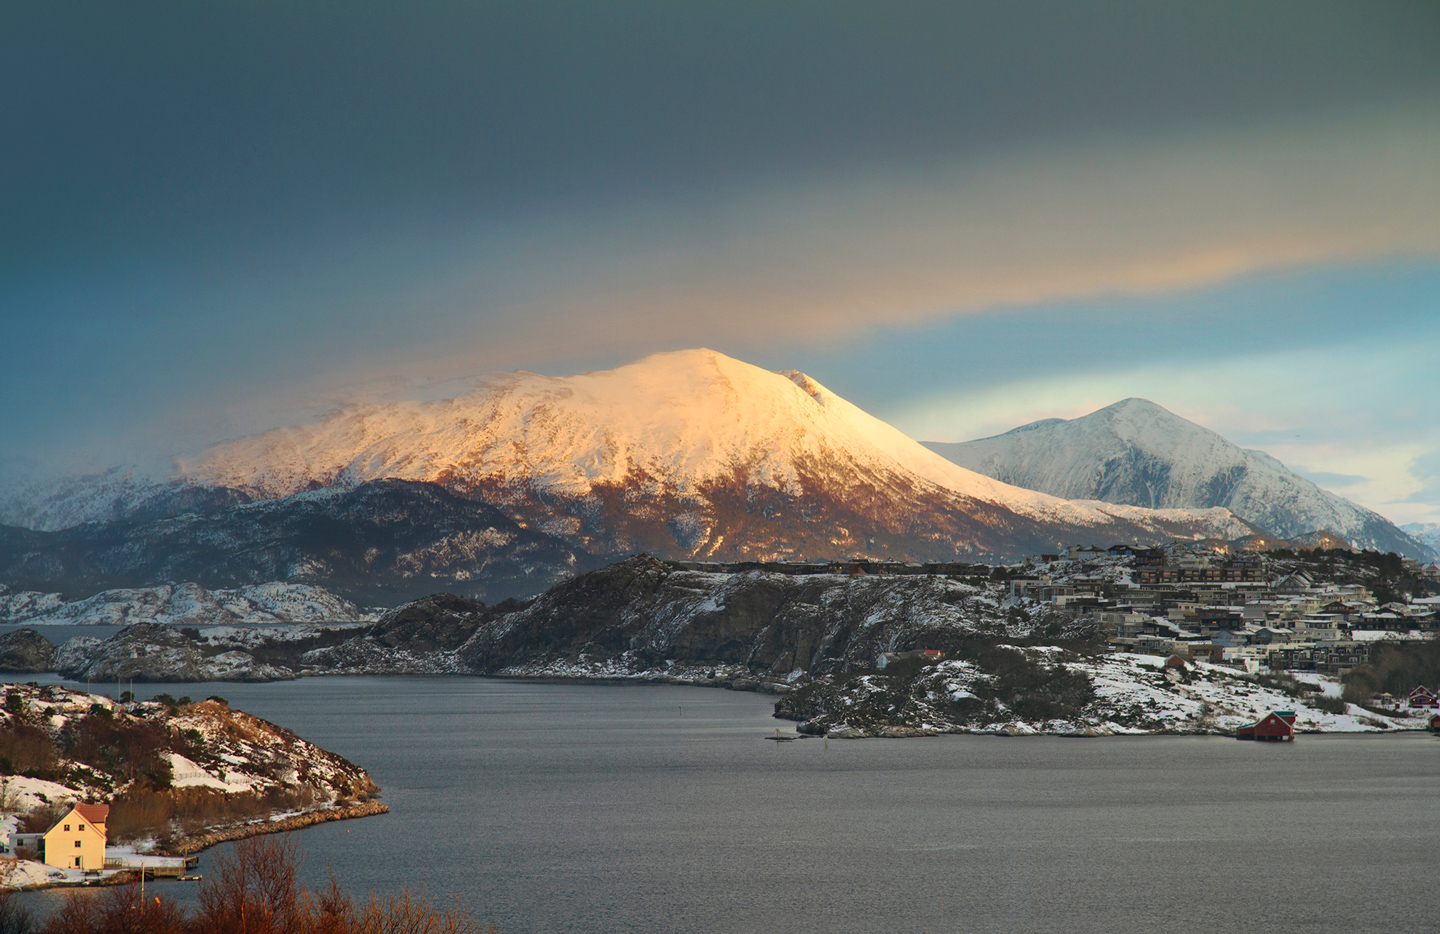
[777,261,1440,525]
[2,2,1437,525]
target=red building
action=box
[1428,713,1440,734]
[1236,711,1296,741]
[1407,686,1437,708]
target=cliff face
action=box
[456,555,1024,678]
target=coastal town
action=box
[1011,542,1439,677]
[662,540,1440,738]
[677,539,1440,680]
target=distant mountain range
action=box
[0,351,1258,601]
[925,398,1432,560]
[0,479,593,605]
[0,580,374,626]
[1402,522,1440,556]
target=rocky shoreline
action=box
[0,684,388,891]
[169,799,390,857]
[4,803,392,892]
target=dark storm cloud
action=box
[4,1,1436,277]
[2,0,1438,504]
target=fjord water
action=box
[21,677,1440,933]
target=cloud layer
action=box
[420,107,1440,367]
[2,3,1436,529]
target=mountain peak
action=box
[1102,397,1174,417]
[924,400,1432,559]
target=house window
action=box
[78,824,84,831]
[63,825,70,832]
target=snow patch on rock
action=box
[14,582,375,626]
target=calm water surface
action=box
[12,675,1439,934]
[0,624,124,645]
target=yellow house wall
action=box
[41,810,106,870]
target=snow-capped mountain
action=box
[925,398,1431,560]
[1401,523,1440,558]
[167,350,1250,559]
[0,353,1261,602]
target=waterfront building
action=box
[40,803,108,870]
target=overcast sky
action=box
[3,2,1438,524]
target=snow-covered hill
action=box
[169,350,1249,560]
[0,353,1259,584]
[0,683,382,865]
[0,585,65,622]
[1,581,373,627]
[925,398,1430,559]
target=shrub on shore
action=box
[16,835,486,934]
[106,786,322,845]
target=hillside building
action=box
[40,803,108,870]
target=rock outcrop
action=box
[4,581,374,627]
[0,628,54,673]
[44,557,1030,683]
[54,623,300,682]
[457,555,1027,678]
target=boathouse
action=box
[40,803,108,870]
[1428,713,1440,734]
[1236,711,1295,742]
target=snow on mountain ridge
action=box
[180,349,1243,537]
[5,581,373,627]
[1402,522,1440,556]
[927,398,1431,559]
